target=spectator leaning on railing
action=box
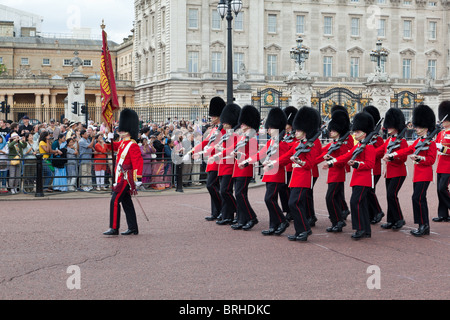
[78,129,95,192]
[0,135,8,193]
[8,132,26,194]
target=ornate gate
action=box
[311,86,369,121]
[390,90,424,122]
[252,87,289,121]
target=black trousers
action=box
[326,182,345,226]
[367,175,383,220]
[265,182,287,228]
[437,173,450,219]
[385,176,406,223]
[288,187,311,234]
[306,177,318,219]
[234,176,257,224]
[109,183,138,231]
[412,181,430,225]
[279,171,292,214]
[219,174,236,220]
[350,186,370,234]
[206,170,222,218]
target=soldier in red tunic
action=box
[434,100,450,222]
[103,108,144,236]
[385,104,437,237]
[323,112,376,240]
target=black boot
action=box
[103,228,119,235]
[410,224,430,237]
[121,229,139,235]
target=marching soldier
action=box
[215,103,241,225]
[363,105,385,224]
[266,106,321,242]
[239,107,290,236]
[384,104,437,237]
[318,110,350,232]
[323,112,376,240]
[191,97,226,221]
[212,105,260,230]
[377,108,408,230]
[103,108,143,236]
[434,100,450,222]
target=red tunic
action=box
[395,138,437,182]
[375,136,408,178]
[192,126,221,172]
[436,130,450,174]
[371,136,384,176]
[110,139,143,184]
[317,141,346,183]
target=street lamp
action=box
[217,0,243,105]
[290,36,310,72]
[370,39,389,73]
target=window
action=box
[377,0,386,3]
[63,59,71,66]
[428,60,436,80]
[296,15,305,34]
[0,57,3,64]
[429,21,437,40]
[323,56,333,77]
[268,14,277,33]
[212,52,222,73]
[234,52,244,74]
[404,0,412,5]
[403,20,412,38]
[42,58,50,66]
[267,54,277,76]
[351,18,360,37]
[402,59,411,79]
[83,60,92,67]
[212,10,221,30]
[188,51,199,73]
[377,19,386,37]
[235,12,244,31]
[350,57,359,78]
[188,8,199,29]
[324,16,333,35]
[21,58,29,65]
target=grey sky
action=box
[1,0,135,43]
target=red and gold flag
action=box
[100,28,119,126]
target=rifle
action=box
[205,124,223,148]
[350,117,384,161]
[326,131,351,156]
[386,126,407,154]
[293,130,321,159]
[413,114,447,155]
[282,131,295,143]
[233,135,251,160]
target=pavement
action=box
[0,161,449,303]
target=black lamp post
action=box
[370,39,389,73]
[217,0,243,105]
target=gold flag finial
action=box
[101,19,105,30]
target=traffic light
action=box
[71,101,78,114]
[5,104,10,114]
[0,101,4,113]
[80,104,86,114]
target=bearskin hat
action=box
[209,96,226,117]
[220,103,241,128]
[352,112,374,135]
[330,105,348,116]
[283,106,298,126]
[413,104,435,132]
[328,110,350,136]
[238,104,261,131]
[363,105,381,125]
[118,108,140,141]
[293,106,321,139]
[383,108,406,132]
[265,107,287,131]
[438,100,450,122]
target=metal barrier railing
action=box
[0,152,210,197]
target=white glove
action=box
[107,132,114,142]
[436,143,443,151]
[182,153,191,163]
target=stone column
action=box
[420,87,440,116]
[284,78,314,109]
[364,81,393,118]
[65,51,88,123]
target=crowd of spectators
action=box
[0,115,212,194]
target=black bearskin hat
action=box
[209,96,226,117]
[220,103,241,128]
[283,106,298,126]
[330,105,348,116]
[352,112,374,135]
[438,100,450,122]
[118,108,140,141]
[363,105,381,125]
[238,105,261,131]
[265,107,287,131]
[293,106,320,139]
[413,104,435,132]
[383,108,406,132]
[328,110,350,136]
